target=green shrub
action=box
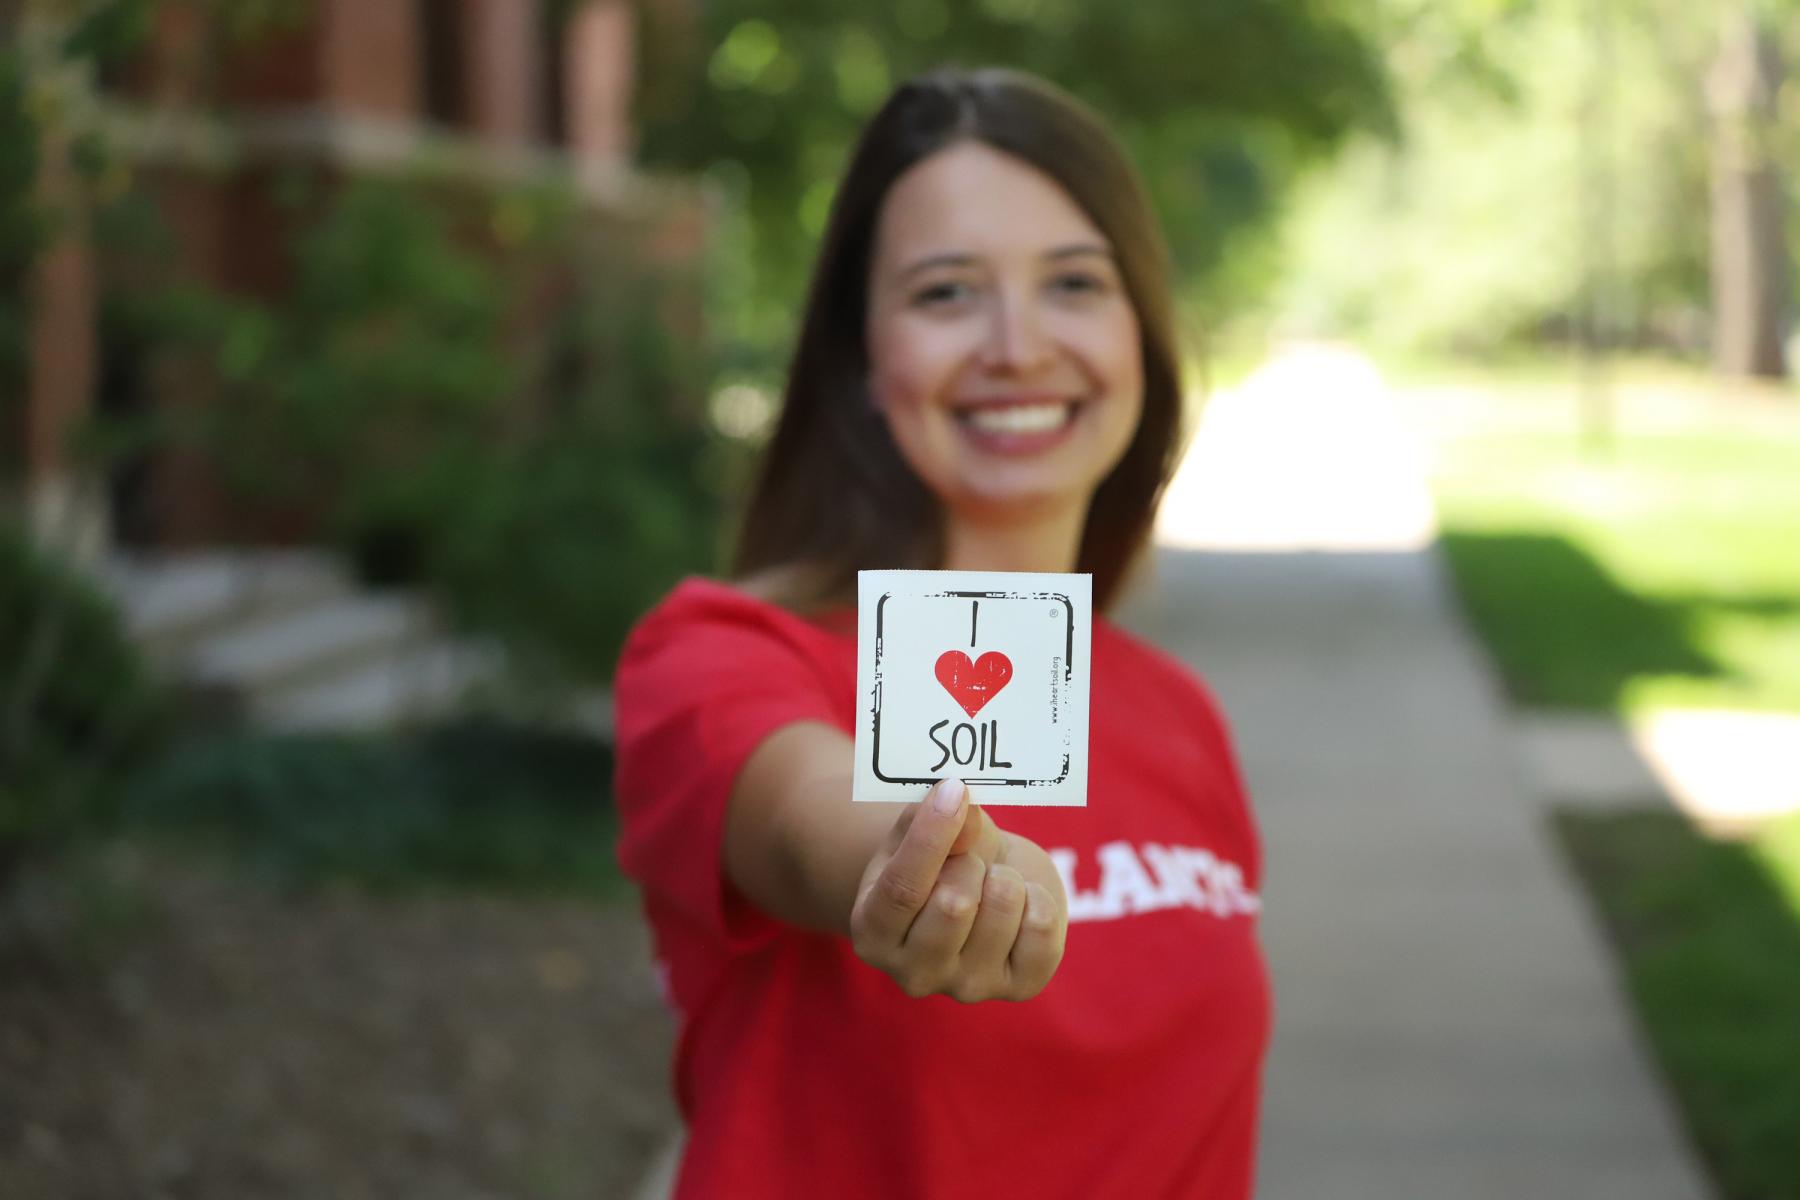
[0,524,166,877]
[122,720,623,896]
[392,256,730,688]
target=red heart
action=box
[934,650,1013,718]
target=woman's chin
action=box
[944,476,1091,523]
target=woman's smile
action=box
[952,394,1084,452]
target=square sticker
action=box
[853,569,1091,806]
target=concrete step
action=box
[97,548,613,735]
[260,640,506,731]
[99,550,355,657]
[186,593,439,698]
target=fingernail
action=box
[1023,883,1054,930]
[931,777,965,816]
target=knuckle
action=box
[983,871,1025,913]
[1021,883,1061,933]
[934,885,976,921]
[875,871,931,915]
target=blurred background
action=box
[1,1,1795,1197]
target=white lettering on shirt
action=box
[1050,841,1261,925]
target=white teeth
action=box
[963,403,1069,435]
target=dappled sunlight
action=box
[1514,708,1800,833]
[1635,709,1800,833]
[1156,342,1437,552]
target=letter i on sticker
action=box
[852,570,1092,807]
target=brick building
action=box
[21,0,704,552]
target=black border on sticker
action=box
[869,588,1075,786]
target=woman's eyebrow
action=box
[895,242,1114,281]
[1044,243,1114,263]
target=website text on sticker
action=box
[854,570,1091,807]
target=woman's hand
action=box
[850,777,1068,1002]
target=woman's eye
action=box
[914,281,970,306]
[1053,272,1105,295]
[912,274,1106,307]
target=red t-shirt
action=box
[613,577,1273,1199]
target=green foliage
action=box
[141,178,517,519]
[121,174,724,686]
[1274,0,1726,352]
[630,2,1395,370]
[1558,808,1800,1200]
[406,399,728,690]
[329,192,727,685]
[122,722,625,897]
[0,523,166,876]
[60,0,307,66]
[57,0,161,65]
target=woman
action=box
[613,65,1271,1199]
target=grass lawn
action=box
[1558,808,1800,1200]
[1406,358,1800,1198]
[1417,376,1800,715]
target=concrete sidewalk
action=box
[1113,346,1713,1198]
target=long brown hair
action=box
[730,65,1188,615]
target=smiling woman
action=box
[611,66,1270,1200]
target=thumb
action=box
[885,776,969,858]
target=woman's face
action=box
[864,141,1144,523]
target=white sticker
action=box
[853,569,1091,806]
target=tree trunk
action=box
[1707,5,1789,379]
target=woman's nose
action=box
[978,291,1053,373]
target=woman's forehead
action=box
[871,143,1108,272]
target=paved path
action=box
[1113,345,1713,1198]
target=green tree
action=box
[629,1,1395,373]
[1273,0,1743,357]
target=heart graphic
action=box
[935,650,1013,718]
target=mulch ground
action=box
[0,842,678,1200]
